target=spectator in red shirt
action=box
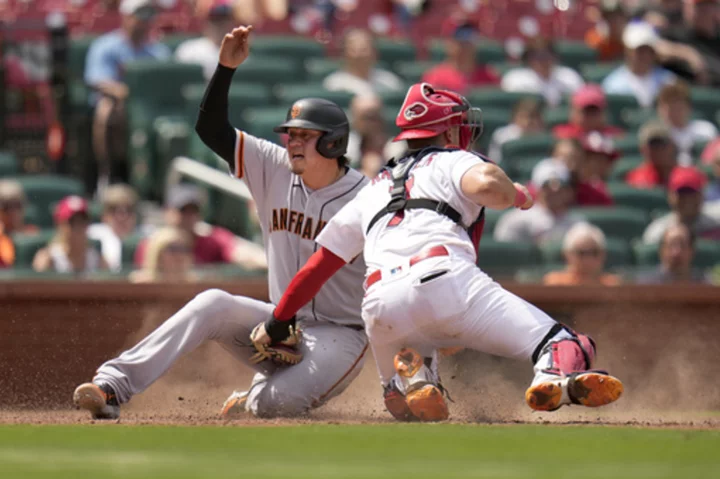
[552,84,624,140]
[134,184,267,270]
[573,132,617,206]
[421,22,500,94]
[626,121,679,189]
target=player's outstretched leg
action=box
[73,382,120,420]
[525,327,623,412]
[385,348,449,422]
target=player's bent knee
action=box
[191,288,235,311]
[248,385,314,419]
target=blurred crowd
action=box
[1,0,720,284]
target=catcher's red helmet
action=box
[393,83,483,151]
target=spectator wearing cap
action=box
[32,196,109,274]
[88,183,149,272]
[585,0,629,62]
[134,184,267,270]
[657,0,720,86]
[494,161,585,245]
[421,22,500,94]
[626,122,679,188]
[656,81,718,165]
[501,37,585,107]
[575,132,618,205]
[85,0,171,189]
[488,98,545,163]
[642,166,720,243]
[637,223,709,283]
[175,0,236,81]
[552,84,625,140]
[704,143,720,203]
[536,138,615,206]
[129,227,196,283]
[602,21,675,107]
[323,29,404,97]
[543,222,622,286]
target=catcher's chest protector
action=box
[366,147,486,254]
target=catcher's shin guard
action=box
[526,325,623,411]
[389,348,449,422]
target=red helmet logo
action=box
[403,102,428,121]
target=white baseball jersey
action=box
[233,131,368,327]
[315,149,486,271]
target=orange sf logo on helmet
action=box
[291,105,301,119]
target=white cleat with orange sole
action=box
[525,372,624,412]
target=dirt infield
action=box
[2,340,719,429]
[2,284,719,429]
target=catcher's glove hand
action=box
[249,314,303,366]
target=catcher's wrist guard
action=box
[265,314,296,343]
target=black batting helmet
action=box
[274,98,350,159]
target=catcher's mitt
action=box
[249,315,303,366]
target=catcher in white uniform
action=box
[250,83,624,421]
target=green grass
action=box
[0,424,719,479]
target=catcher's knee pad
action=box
[534,324,597,375]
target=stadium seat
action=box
[607,184,669,215]
[160,34,199,53]
[634,239,720,268]
[0,150,19,176]
[543,105,570,129]
[610,155,644,181]
[500,134,556,163]
[12,175,85,228]
[377,89,407,109]
[613,136,641,157]
[540,238,634,270]
[250,35,326,61]
[23,203,40,227]
[375,38,417,64]
[12,230,53,267]
[476,239,542,278]
[241,107,289,143]
[487,61,520,77]
[121,233,145,268]
[305,58,391,82]
[394,61,439,83]
[274,84,354,110]
[235,56,305,84]
[68,35,96,111]
[690,87,720,121]
[467,89,544,112]
[428,38,506,64]
[605,94,643,126]
[555,41,598,69]
[571,206,649,241]
[482,209,506,236]
[580,62,622,84]
[124,61,205,199]
[475,109,513,154]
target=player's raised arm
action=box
[195,26,254,167]
[460,162,533,211]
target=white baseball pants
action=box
[362,253,564,386]
[94,289,368,417]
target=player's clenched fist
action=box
[219,25,254,69]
